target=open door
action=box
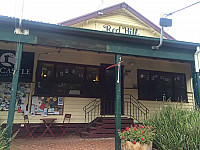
[99,64,124,115]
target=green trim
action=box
[0,28,195,61]
[31,31,195,61]
[0,29,37,44]
[108,45,194,61]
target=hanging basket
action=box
[123,141,152,150]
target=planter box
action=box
[123,141,152,150]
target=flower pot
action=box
[123,141,152,150]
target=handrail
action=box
[124,94,149,113]
[83,98,97,112]
[124,94,149,122]
[83,94,149,124]
[83,98,101,123]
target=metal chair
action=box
[56,114,71,137]
[23,115,39,139]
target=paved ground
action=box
[11,135,115,150]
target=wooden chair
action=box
[23,115,39,139]
[56,114,71,137]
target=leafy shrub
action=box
[144,107,200,150]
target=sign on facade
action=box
[0,50,34,82]
[103,25,139,35]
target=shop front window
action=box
[55,64,84,95]
[138,69,187,102]
[35,61,100,97]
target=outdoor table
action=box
[40,118,57,138]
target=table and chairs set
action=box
[23,113,71,139]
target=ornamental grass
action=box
[144,106,200,150]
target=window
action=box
[85,67,100,97]
[55,64,84,95]
[138,69,187,102]
[36,63,54,95]
[35,61,100,97]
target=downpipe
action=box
[152,26,164,50]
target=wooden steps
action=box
[80,117,135,138]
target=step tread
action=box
[89,127,98,129]
[94,122,103,125]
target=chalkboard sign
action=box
[31,96,64,115]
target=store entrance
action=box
[99,64,124,115]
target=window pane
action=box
[86,67,100,97]
[153,72,173,101]
[35,80,54,95]
[37,63,54,79]
[36,62,54,95]
[55,64,84,95]
[174,74,187,102]
[138,70,151,100]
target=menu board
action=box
[31,96,64,115]
[0,82,30,112]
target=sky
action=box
[0,0,200,43]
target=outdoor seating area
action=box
[22,114,72,139]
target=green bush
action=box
[144,107,200,150]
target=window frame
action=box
[35,60,100,98]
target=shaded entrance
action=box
[99,64,124,115]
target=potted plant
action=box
[118,125,155,150]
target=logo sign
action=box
[103,25,139,36]
[0,53,15,67]
[0,50,34,82]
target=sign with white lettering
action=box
[0,50,34,82]
[103,25,139,35]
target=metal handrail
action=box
[83,98,101,123]
[83,94,149,124]
[124,94,149,112]
[83,98,97,112]
[124,94,149,122]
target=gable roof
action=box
[59,2,175,40]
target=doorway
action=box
[99,64,124,115]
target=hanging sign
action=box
[0,49,34,82]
